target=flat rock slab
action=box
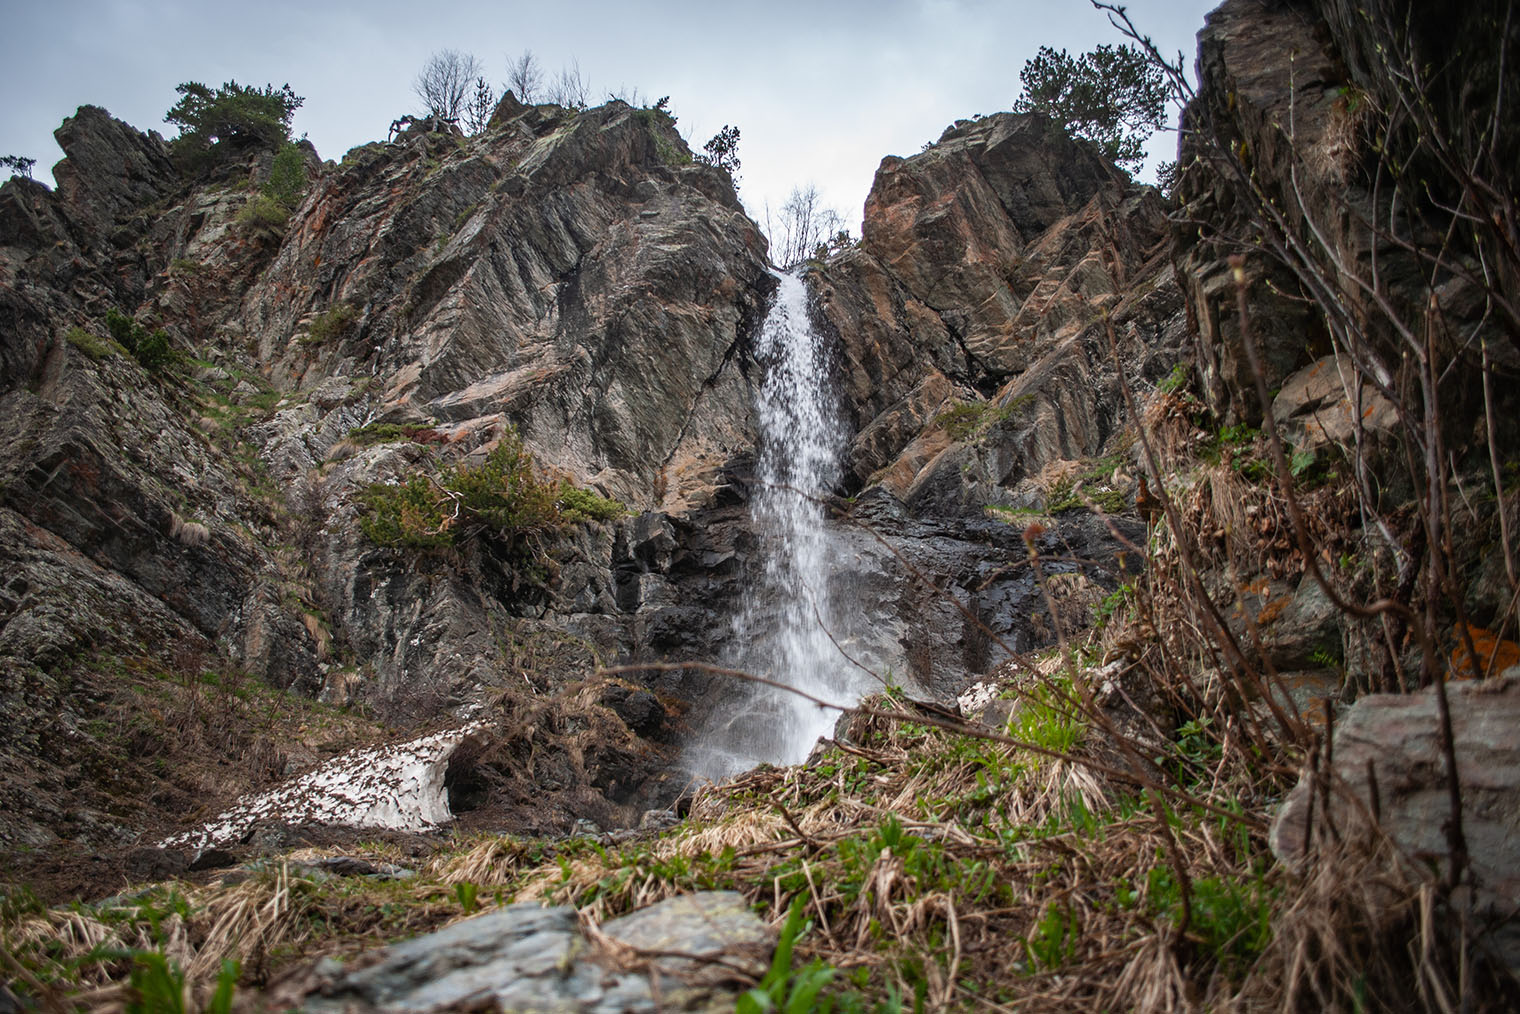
[1270,676,1520,977]
[304,891,771,1013]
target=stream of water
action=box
[688,272,872,780]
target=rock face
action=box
[794,111,1184,693]
[301,892,771,1013]
[1,93,1190,853]
[1270,678,1520,977]
[1174,0,1519,427]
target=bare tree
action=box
[764,184,847,270]
[547,59,590,110]
[463,76,496,135]
[607,84,647,107]
[506,50,543,104]
[413,49,482,122]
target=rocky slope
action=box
[795,110,1185,692]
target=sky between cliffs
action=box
[3,0,1216,235]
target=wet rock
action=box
[638,808,678,832]
[600,684,667,739]
[1270,677,1520,977]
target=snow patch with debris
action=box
[163,725,483,850]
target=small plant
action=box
[1146,866,1277,979]
[935,395,1033,442]
[1025,902,1079,970]
[1,154,36,179]
[263,141,308,209]
[236,194,291,233]
[65,325,123,360]
[936,401,988,440]
[1094,582,1135,629]
[453,881,479,914]
[697,124,741,176]
[103,308,178,372]
[124,952,238,1014]
[306,304,358,344]
[737,897,838,1014]
[1156,362,1191,395]
[556,483,626,523]
[346,422,443,446]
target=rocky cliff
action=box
[0,96,782,859]
[1,75,1200,865]
[793,111,1185,692]
[4,0,1519,1008]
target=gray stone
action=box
[304,893,771,1013]
[1270,677,1520,978]
[601,890,771,982]
[1257,574,1343,671]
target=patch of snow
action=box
[162,724,483,850]
[957,681,999,715]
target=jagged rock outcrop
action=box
[1172,0,1520,691]
[0,89,1193,854]
[1174,0,1519,427]
[797,111,1185,693]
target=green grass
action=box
[65,326,125,361]
[234,194,290,232]
[934,395,1035,442]
[1045,451,1130,513]
[346,422,434,446]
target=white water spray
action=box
[690,272,871,779]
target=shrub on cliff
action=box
[1,154,35,180]
[359,430,623,591]
[165,81,303,170]
[696,125,741,176]
[103,308,176,372]
[1013,43,1167,173]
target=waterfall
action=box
[688,271,870,780]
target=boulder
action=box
[1271,355,1398,454]
[1270,677,1520,977]
[302,892,771,1013]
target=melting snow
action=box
[162,724,483,850]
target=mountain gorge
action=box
[2,0,1518,1009]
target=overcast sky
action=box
[2,0,1217,233]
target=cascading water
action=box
[688,271,872,780]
